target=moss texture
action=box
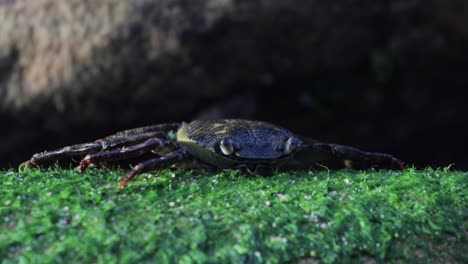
[0,167,466,263]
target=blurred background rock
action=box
[1,0,467,169]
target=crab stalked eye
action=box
[220,139,235,155]
[283,137,298,155]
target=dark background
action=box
[1,0,467,170]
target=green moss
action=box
[0,167,466,263]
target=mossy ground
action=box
[0,167,466,263]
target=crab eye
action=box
[283,137,298,155]
[219,139,234,155]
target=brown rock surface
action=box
[0,0,389,120]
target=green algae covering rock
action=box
[0,167,465,262]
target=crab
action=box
[22,119,404,189]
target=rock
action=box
[0,0,389,123]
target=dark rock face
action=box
[0,0,229,121]
[1,0,467,169]
[0,0,388,120]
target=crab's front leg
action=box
[103,123,180,141]
[307,143,404,170]
[22,133,158,170]
[119,150,186,189]
[79,138,178,172]
[21,142,106,170]
[21,123,180,170]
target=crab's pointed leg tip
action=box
[118,182,126,190]
[20,160,35,171]
[79,157,92,173]
[19,162,28,172]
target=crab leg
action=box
[22,142,105,170]
[119,150,185,189]
[79,138,176,172]
[22,131,174,170]
[306,143,404,170]
[103,123,180,140]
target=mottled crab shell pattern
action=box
[177,120,301,168]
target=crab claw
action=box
[391,157,405,170]
[374,155,405,170]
